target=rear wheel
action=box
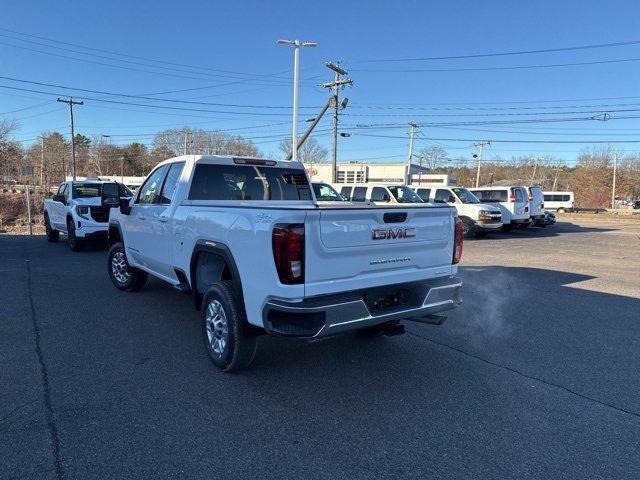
[44,214,59,243]
[67,218,82,251]
[107,242,147,291]
[201,281,257,372]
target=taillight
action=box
[272,224,305,284]
[510,194,516,202]
[453,217,463,264]
[528,194,533,201]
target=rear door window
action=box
[340,186,352,199]
[513,188,525,203]
[416,188,431,201]
[370,187,390,202]
[351,187,367,202]
[188,164,311,201]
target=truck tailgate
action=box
[304,205,456,297]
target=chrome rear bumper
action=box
[263,276,462,338]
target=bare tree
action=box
[152,128,260,157]
[279,136,328,163]
[417,145,448,171]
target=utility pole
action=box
[40,136,44,188]
[473,141,490,188]
[611,152,618,209]
[322,62,352,183]
[406,123,418,184]
[57,97,83,181]
[25,184,32,235]
[183,130,189,155]
[530,159,538,184]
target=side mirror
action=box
[101,182,120,208]
[448,196,456,203]
[52,194,66,204]
[119,197,132,215]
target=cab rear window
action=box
[72,183,102,198]
[189,164,311,201]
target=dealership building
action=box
[302,162,432,184]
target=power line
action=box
[352,132,640,144]
[0,75,319,109]
[0,84,297,116]
[355,57,640,73]
[0,27,294,80]
[358,38,640,63]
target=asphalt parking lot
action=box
[2,220,640,479]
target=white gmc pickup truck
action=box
[104,155,463,371]
[43,180,132,250]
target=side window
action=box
[514,188,525,202]
[159,162,185,204]
[544,195,551,202]
[563,195,570,202]
[435,189,453,203]
[136,165,169,205]
[340,186,352,199]
[56,183,66,195]
[417,188,431,201]
[370,187,390,202]
[352,187,367,202]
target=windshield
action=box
[313,183,345,201]
[387,186,424,203]
[72,183,102,198]
[452,187,479,204]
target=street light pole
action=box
[277,38,317,162]
[611,152,618,209]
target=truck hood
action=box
[72,197,102,207]
[477,203,501,213]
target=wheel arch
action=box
[190,241,242,311]
[108,221,123,248]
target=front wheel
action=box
[67,218,82,251]
[44,214,59,243]
[107,242,148,291]
[461,218,476,238]
[202,282,257,372]
[502,223,514,232]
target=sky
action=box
[2,0,640,166]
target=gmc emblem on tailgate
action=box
[372,227,416,240]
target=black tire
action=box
[517,222,530,230]
[475,230,488,237]
[557,208,565,213]
[461,218,476,238]
[67,218,82,251]
[201,281,257,372]
[502,223,514,232]
[107,242,148,292]
[44,214,59,243]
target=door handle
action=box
[137,214,146,220]
[158,216,169,223]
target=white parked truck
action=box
[104,155,463,371]
[43,180,132,250]
[410,186,503,237]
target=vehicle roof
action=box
[155,155,303,170]
[470,186,526,190]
